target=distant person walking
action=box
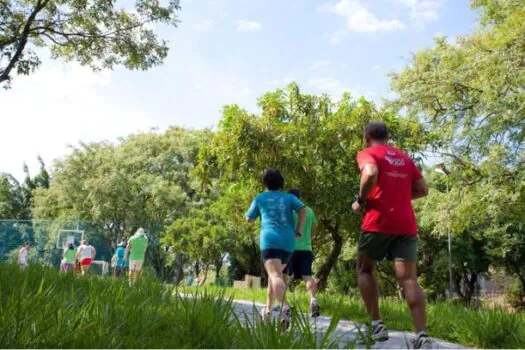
[112,242,126,278]
[75,240,96,276]
[63,243,76,272]
[18,241,30,270]
[245,169,306,330]
[352,121,431,348]
[126,228,149,285]
[286,188,320,317]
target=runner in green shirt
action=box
[63,243,76,272]
[125,228,149,285]
[287,188,320,317]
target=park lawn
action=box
[185,285,525,348]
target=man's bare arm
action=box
[412,179,429,199]
[359,163,378,199]
[296,207,307,237]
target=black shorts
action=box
[261,249,292,265]
[286,250,313,280]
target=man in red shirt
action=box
[352,121,431,349]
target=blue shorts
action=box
[261,249,292,265]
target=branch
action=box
[0,0,49,84]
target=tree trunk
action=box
[195,261,200,277]
[200,264,209,285]
[315,223,342,291]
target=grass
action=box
[0,264,352,348]
[186,285,525,348]
[2,264,524,348]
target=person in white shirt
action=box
[75,240,96,276]
[18,241,30,270]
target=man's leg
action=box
[303,276,317,298]
[394,260,426,333]
[266,275,273,311]
[356,254,380,321]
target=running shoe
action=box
[371,321,389,342]
[412,332,433,349]
[310,299,320,317]
[259,306,270,321]
[280,304,291,332]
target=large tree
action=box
[391,0,525,301]
[32,127,211,279]
[0,0,180,88]
[196,83,425,288]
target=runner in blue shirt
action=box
[246,169,306,330]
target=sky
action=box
[1,0,477,181]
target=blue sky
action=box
[1,0,476,180]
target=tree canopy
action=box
[0,0,180,88]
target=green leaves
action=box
[1,0,180,87]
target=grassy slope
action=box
[188,285,525,348]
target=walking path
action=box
[231,299,464,349]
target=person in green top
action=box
[125,228,149,285]
[63,243,76,272]
[287,188,320,317]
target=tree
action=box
[0,173,24,219]
[0,0,180,88]
[391,0,525,302]
[0,157,49,220]
[196,83,425,288]
[32,127,211,279]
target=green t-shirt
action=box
[128,235,148,261]
[64,249,76,264]
[293,206,318,251]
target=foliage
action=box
[0,0,180,88]
[0,157,49,219]
[391,0,525,300]
[31,128,211,279]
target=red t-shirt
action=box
[356,144,423,235]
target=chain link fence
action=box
[0,220,171,278]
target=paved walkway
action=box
[232,300,464,349]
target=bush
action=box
[506,281,525,311]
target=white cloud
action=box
[320,0,405,33]
[372,64,382,71]
[310,60,331,70]
[193,19,215,32]
[236,20,262,32]
[396,0,445,22]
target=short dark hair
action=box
[364,121,388,141]
[24,241,30,246]
[262,169,284,190]
[288,188,301,199]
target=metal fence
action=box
[0,220,165,275]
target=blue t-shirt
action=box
[116,246,125,267]
[246,191,305,253]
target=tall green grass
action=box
[0,264,349,348]
[190,285,525,348]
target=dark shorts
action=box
[286,250,314,279]
[261,249,292,265]
[358,232,418,262]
